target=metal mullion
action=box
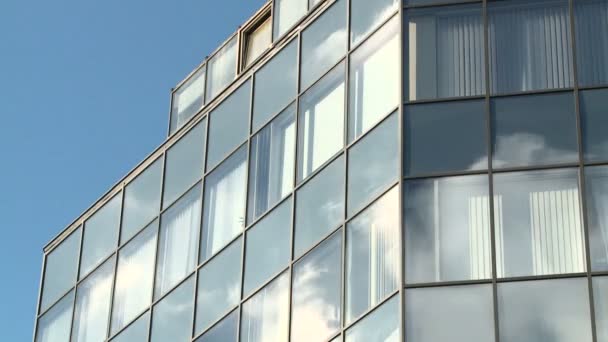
[404,94,486,105]
[344,105,399,151]
[244,194,292,234]
[298,56,347,97]
[405,278,494,289]
[105,190,127,340]
[203,133,249,178]
[342,291,400,334]
[106,308,150,342]
[32,253,47,341]
[249,99,295,138]
[292,223,343,267]
[585,160,608,168]
[579,84,608,91]
[592,271,608,277]
[496,272,588,284]
[489,85,575,98]
[403,0,482,9]
[167,86,176,137]
[296,149,345,187]
[161,179,203,219]
[397,0,405,341]
[492,162,580,174]
[349,11,400,53]
[117,214,160,251]
[404,169,489,180]
[346,181,400,223]
[195,232,243,273]
[192,307,239,341]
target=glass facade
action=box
[36,1,608,342]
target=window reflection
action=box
[581,89,608,162]
[584,166,608,271]
[345,295,399,342]
[171,66,205,134]
[41,228,80,313]
[110,312,149,342]
[594,277,608,342]
[273,0,307,40]
[574,0,608,87]
[206,36,237,102]
[151,276,195,342]
[350,0,398,46]
[195,310,238,342]
[36,292,74,342]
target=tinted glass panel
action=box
[171,66,205,134]
[492,93,578,168]
[584,166,608,271]
[195,310,238,342]
[406,285,495,342]
[273,0,307,40]
[248,105,295,223]
[150,276,195,342]
[196,239,242,334]
[163,120,206,209]
[295,156,345,258]
[348,16,399,141]
[36,292,74,342]
[240,272,290,342]
[244,199,291,296]
[405,175,491,283]
[298,62,345,181]
[301,0,347,91]
[206,37,237,101]
[346,187,399,323]
[72,258,114,342]
[493,169,586,278]
[488,0,573,94]
[111,222,157,334]
[498,278,592,342]
[405,100,487,175]
[574,0,608,87]
[155,184,201,299]
[350,0,398,46]
[110,312,149,342]
[406,4,485,101]
[80,193,121,278]
[207,80,250,171]
[291,231,342,342]
[348,112,398,216]
[595,277,608,342]
[201,146,247,262]
[253,39,298,131]
[41,228,80,313]
[581,89,608,162]
[345,295,399,342]
[245,18,271,68]
[122,157,162,243]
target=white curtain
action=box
[72,261,114,342]
[575,0,608,86]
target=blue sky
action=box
[0,0,266,339]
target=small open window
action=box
[241,9,272,70]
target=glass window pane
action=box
[155,184,201,299]
[195,310,238,342]
[350,0,398,46]
[345,295,399,342]
[206,37,238,102]
[295,155,345,258]
[240,272,290,342]
[405,100,487,175]
[406,0,473,5]
[201,146,247,262]
[348,112,398,216]
[195,239,242,334]
[41,228,80,313]
[406,4,485,101]
[584,166,608,271]
[273,0,307,40]
[581,89,608,162]
[207,80,250,171]
[493,169,586,278]
[245,17,272,67]
[498,278,592,342]
[110,312,149,342]
[150,276,195,342]
[346,187,399,323]
[163,120,206,209]
[488,0,573,94]
[574,0,608,87]
[594,277,608,342]
[300,0,347,91]
[171,66,206,134]
[298,62,345,181]
[244,199,291,296]
[492,93,578,168]
[405,175,491,283]
[248,104,296,223]
[36,291,74,342]
[291,231,342,342]
[80,193,121,278]
[252,39,298,131]
[348,16,399,142]
[122,157,162,244]
[406,285,495,342]
[111,222,157,334]
[72,257,115,342]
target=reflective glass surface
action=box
[493,169,586,278]
[348,112,398,216]
[346,187,399,323]
[253,39,297,131]
[273,0,307,40]
[195,310,238,342]
[41,228,80,313]
[595,277,608,342]
[405,175,491,283]
[295,155,344,258]
[201,146,247,262]
[240,272,290,342]
[150,276,195,342]
[80,193,121,278]
[247,104,295,223]
[36,292,74,342]
[584,166,608,271]
[492,92,578,168]
[245,17,271,68]
[207,80,250,171]
[206,36,237,102]
[581,89,608,162]
[348,16,399,142]
[171,66,205,134]
[122,157,162,244]
[244,199,291,296]
[163,120,206,209]
[406,285,495,342]
[498,278,592,342]
[574,0,608,87]
[350,0,398,46]
[195,239,242,334]
[345,295,399,342]
[298,62,345,181]
[110,312,149,342]
[300,0,347,91]
[291,231,342,342]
